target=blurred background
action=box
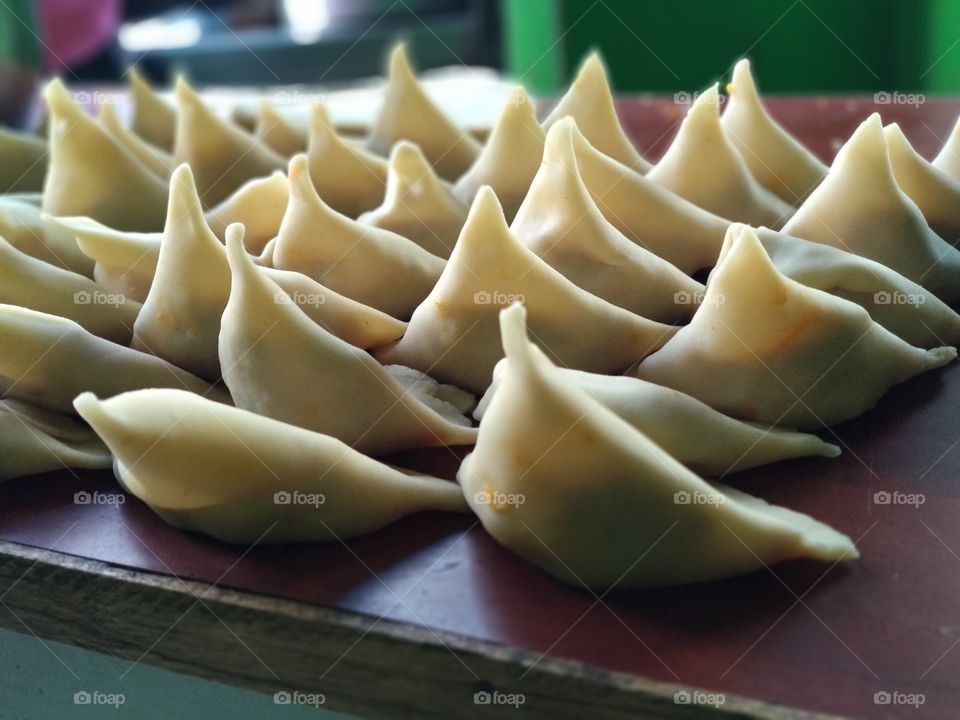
[2,0,960,126]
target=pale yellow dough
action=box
[367,45,481,181]
[74,390,468,544]
[358,141,467,258]
[512,119,704,323]
[0,304,228,413]
[98,103,173,179]
[721,59,827,204]
[453,88,545,222]
[220,225,476,456]
[375,187,677,394]
[2,199,94,277]
[129,67,176,151]
[273,155,445,320]
[648,85,794,228]
[0,400,111,481]
[256,102,307,156]
[459,303,858,589]
[42,79,167,232]
[0,128,47,193]
[542,52,651,173]
[205,171,289,254]
[172,77,286,207]
[634,225,955,429]
[783,114,960,304]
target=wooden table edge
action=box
[0,538,839,719]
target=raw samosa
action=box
[453,88,545,222]
[721,59,827,204]
[205,171,289,254]
[376,187,677,394]
[367,45,481,181]
[0,236,140,344]
[512,119,704,323]
[475,357,840,476]
[255,102,307,156]
[459,303,858,589]
[570,124,728,274]
[648,85,794,228]
[172,76,286,207]
[42,78,167,231]
[884,123,960,243]
[634,225,955,429]
[98,103,173,179]
[542,52,651,172]
[0,304,228,413]
[75,389,467,544]
[306,104,387,217]
[273,155,445,319]
[783,114,960,304]
[2,199,94,276]
[358,141,467,258]
[129,67,176,151]
[220,225,476,455]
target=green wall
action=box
[503,0,960,94]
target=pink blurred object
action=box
[35,0,121,71]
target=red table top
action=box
[3,97,960,719]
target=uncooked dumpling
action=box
[459,303,858,589]
[273,154,445,319]
[884,123,960,243]
[542,52,651,172]
[783,114,960,304]
[476,355,839,476]
[634,225,955,429]
[220,226,476,455]
[0,236,140,344]
[205,171,289,254]
[132,164,229,379]
[0,128,47,193]
[0,304,227,413]
[376,187,676,394]
[98,103,173,179]
[358,141,467,258]
[306,104,387,217]
[256,102,307,156]
[172,77,286,207]
[932,117,960,181]
[571,123,728,274]
[1,199,94,276]
[57,191,405,350]
[47,216,160,302]
[42,79,168,231]
[752,226,960,349]
[512,119,704,323]
[721,59,827,204]
[74,389,467,544]
[367,45,481,181]
[0,400,111,481]
[648,85,794,228]
[129,67,176,151]
[452,88,545,222]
